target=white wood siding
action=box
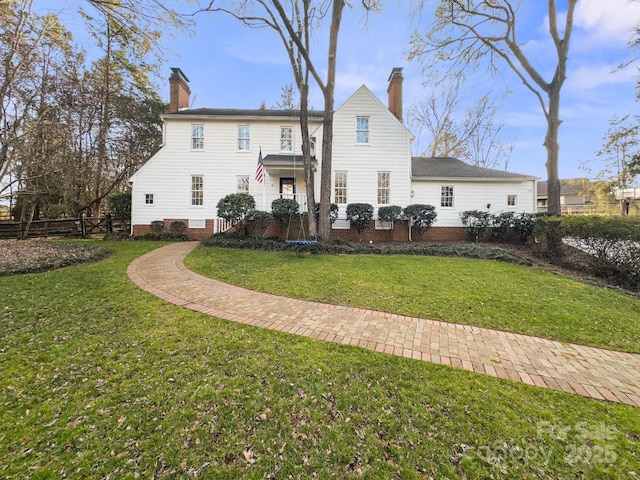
[410,180,537,227]
[131,116,322,225]
[330,86,413,220]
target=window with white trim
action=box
[191,175,203,206]
[191,125,204,150]
[334,171,347,204]
[377,172,390,205]
[356,116,370,144]
[280,126,293,152]
[237,175,250,194]
[507,194,517,208]
[238,125,250,151]
[441,186,454,208]
[145,193,154,205]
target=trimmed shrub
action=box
[245,209,272,239]
[198,235,530,266]
[136,232,190,241]
[509,212,537,244]
[404,204,437,240]
[271,198,300,239]
[535,215,640,290]
[491,211,515,241]
[377,205,403,240]
[378,205,403,223]
[271,198,300,222]
[217,193,256,227]
[346,203,374,237]
[169,220,186,233]
[460,210,492,242]
[150,220,164,233]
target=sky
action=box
[40,0,640,182]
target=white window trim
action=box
[356,116,370,145]
[238,125,250,151]
[334,171,348,205]
[189,219,206,229]
[191,124,205,151]
[280,126,293,153]
[375,219,393,230]
[440,185,455,209]
[237,175,250,194]
[332,218,350,230]
[144,193,154,206]
[191,174,204,208]
[377,171,390,205]
[507,194,518,209]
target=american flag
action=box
[255,148,264,183]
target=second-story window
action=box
[356,116,369,144]
[191,125,204,150]
[280,126,293,152]
[238,126,250,151]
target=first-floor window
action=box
[145,193,154,205]
[507,194,517,208]
[377,172,390,205]
[334,171,347,204]
[237,175,250,194]
[191,175,203,206]
[441,185,454,208]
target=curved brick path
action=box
[127,242,640,407]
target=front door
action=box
[280,177,296,199]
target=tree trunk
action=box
[544,87,561,215]
[317,0,344,242]
[94,24,112,217]
[299,79,317,238]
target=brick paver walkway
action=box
[127,242,640,407]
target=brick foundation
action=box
[134,218,470,243]
[133,219,214,240]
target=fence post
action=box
[81,213,87,238]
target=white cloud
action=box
[566,62,635,90]
[575,0,640,46]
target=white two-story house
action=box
[129,68,536,240]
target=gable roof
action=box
[412,157,536,181]
[334,84,414,140]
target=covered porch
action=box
[252,154,317,213]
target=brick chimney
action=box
[169,67,191,113]
[387,67,404,122]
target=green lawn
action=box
[185,247,640,353]
[0,241,638,479]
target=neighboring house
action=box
[129,68,537,240]
[537,178,595,214]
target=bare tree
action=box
[409,75,513,169]
[596,115,639,215]
[410,0,578,214]
[192,0,378,240]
